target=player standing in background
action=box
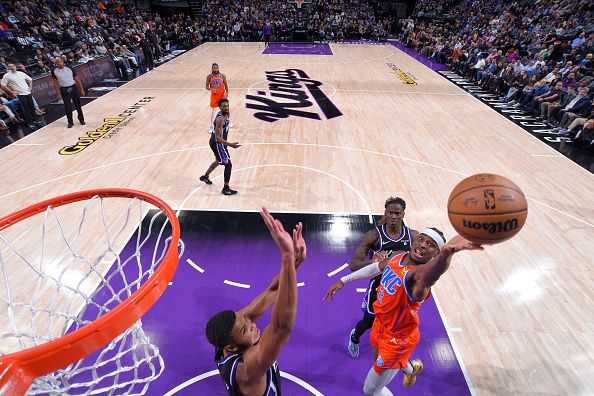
[206,63,229,132]
[199,99,240,195]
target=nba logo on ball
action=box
[483,189,496,210]
[448,174,528,245]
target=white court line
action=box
[186,258,205,273]
[168,282,173,286]
[326,263,348,277]
[172,206,380,217]
[280,371,325,396]
[118,86,463,96]
[176,163,374,223]
[224,280,251,289]
[163,369,324,396]
[198,41,404,65]
[1,141,590,229]
[530,154,563,157]
[297,282,305,287]
[527,197,594,228]
[432,291,477,396]
[356,288,367,293]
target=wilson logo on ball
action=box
[462,218,519,234]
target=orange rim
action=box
[0,189,180,395]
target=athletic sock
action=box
[402,361,413,375]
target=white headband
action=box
[419,228,445,250]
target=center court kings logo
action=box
[245,69,343,123]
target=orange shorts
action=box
[370,320,420,374]
[210,93,226,108]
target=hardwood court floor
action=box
[0,42,593,395]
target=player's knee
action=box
[363,382,376,396]
[363,370,379,395]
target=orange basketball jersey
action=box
[372,252,430,337]
[209,73,226,95]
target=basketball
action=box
[447,174,528,245]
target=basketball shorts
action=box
[209,135,230,165]
[370,320,419,374]
[210,93,226,108]
[361,275,381,315]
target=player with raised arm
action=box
[325,229,482,395]
[206,208,306,395]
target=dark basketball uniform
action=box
[216,351,282,396]
[210,112,231,165]
[361,223,413,315]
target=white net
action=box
[0,195,182,395]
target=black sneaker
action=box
[222,187,237,195]
[199,175,212,185]
[80,120,86,125]
[67,123,74,128]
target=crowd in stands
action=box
[198,0,394,42]
[2,0,594,147]
[400,0,594,146]
[0,0,394,80]
[0,1,201,78]
[0,0,395,135]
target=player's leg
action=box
[364,334,401,395]
[349,310,374,358]
[221,163,236,195]
[401,358,423,387]
[398,333,423,387]
[209,106,217,132]
[200,138,222,184]
[200,161,219,185]
[219,146,236,195]
[363,367,398,396]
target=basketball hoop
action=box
[0,189,182,395]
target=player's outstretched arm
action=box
[349,229,380,271]
[407,235,483,302]
[241,208,297,382]
[324,256,393,301]
[239,222,306,323]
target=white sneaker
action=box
[348,329,359,358]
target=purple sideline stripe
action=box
[339,40,449,71]
[262,43,333,55]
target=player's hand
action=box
[229,142,241,148]
[371,251,389,262]
[293,222,306,264]
[260,207,294,255]
[442,235,484,253]
[81,90,86,97]
[323,280,344,302]
[210,88,216,93]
